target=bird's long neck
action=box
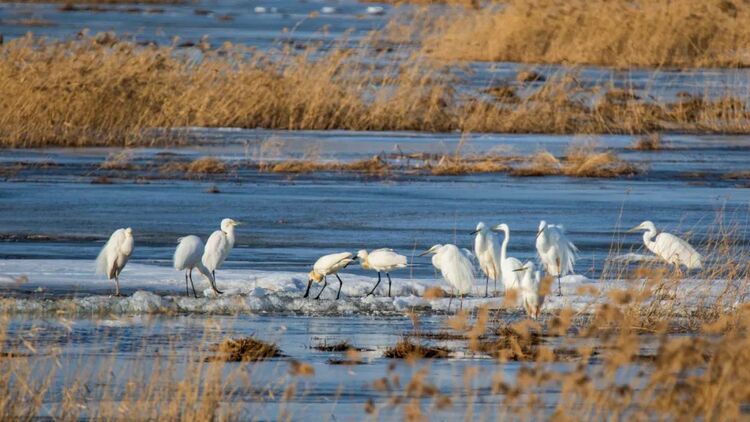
[642,228,657,250]
[224,226,236,248]
[500,228,509,262]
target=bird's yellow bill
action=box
[418,250,431,256]
[513,266,528,272]
[626,225,640,233]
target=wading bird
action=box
[420,244,474,310]
[304,252,356,300]
[95,227,134,297]
[627,221,702,270]
[491,224,525,294]
[202,218,241,294]
[471,222,501,297]
[515,262,545,320]
[173,235,214,298]
[358,248,408,297]
[536,221,578,296]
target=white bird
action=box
[358,248,408,297]
[536,220,578,296]
[491,223,525,294]
[515,261,545,320]
[305,252,356,300]
[202,218,241,294]
[173,235,214,298]
[95,227,134,296]
[471,222,502,297]
[420,244,474,309]
[627,221,702,270]
[365,5,385,15]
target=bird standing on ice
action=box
[95,227,134,297]
[173,235,214,297]
[202,218,241,294]
[358,248,408,297]
[420,244,474,310]
[305,252,356,300]
[536,220,578,296]
[515,261,545,320]
[627,221,702,270]
[491,223,525,294]
[471,222,501,297]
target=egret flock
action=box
[96,218,703,318]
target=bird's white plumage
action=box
[632,221,702,269]
[95,228,134,280]
[428,244,474,295]
[536,221,578,277]
[474,222,501,291]
[313,252,355,277]
[358,248,407,272]
[202,219,237,272]
[174,235,213,280]
[519,261,544,319]
[492,223,524,292]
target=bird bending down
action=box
[471,222,502,297]
[202,218,241,294]
[420,244,474,310]
[358,248,408,297]
[514,261,545,320]
[536,220,578,297]
[95,227,134,297]
[305,252,356,300]
[491,224,525,294]
[627,221,702,270]
[173,235,214,298]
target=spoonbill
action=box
[536,221,578,296]
[627,221,702,270]
[471,222,501,297]
[95,227,134,297]
[491,223,525,294]
[515,262,545,320]
[358,248,408,297]
[173,235,214,297]
[420,244,474,309]
[304,252,356,300]
[202,218,241,294]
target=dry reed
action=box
[423,0,750,68]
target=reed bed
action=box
[422,0,750,68]
[2,35,750,147]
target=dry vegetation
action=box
[2,34,750,148]
[423,0,750,68]
[208,336,282,362]
[383,338,452,358]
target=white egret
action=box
[420,244,474,309]
[358,249,408,297]
[514,262,545,320]
[536,220,578,296]
[173,235,214,297]
[202,218,241,294]
[627,221,702,270]
[304,252,356,300]
[471,222,502,297]
[491,224,525,293]
[95,227,134,296]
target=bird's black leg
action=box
[366,272,382,296]
[460,293,464,311]
[484,276,489,298]
[114,275,121,297]
[211,270,223,295]
[335,274,344,300]
[185,272,190,297]
[386,273,393,297]
[314,277,327,300]
[303,279,313,298]
[189,268,198,298]
[557,275,562,297]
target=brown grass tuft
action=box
[563,144,638,178]
[631,133,663,151]
[383,338,451,359]
[208,336,282,362]
[313,340,356,352]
